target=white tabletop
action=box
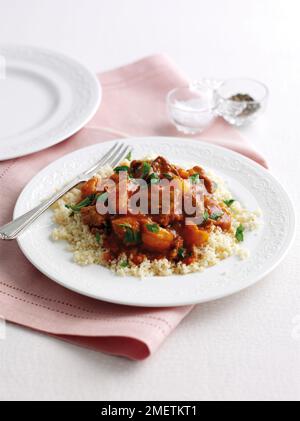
[0,0,299,401]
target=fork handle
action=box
[0,176,84,240]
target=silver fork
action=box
[0,142,132,240]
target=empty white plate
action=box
[0,45,101,161]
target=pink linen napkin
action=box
[0,54,268,360]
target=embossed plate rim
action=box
[0,44,101,160]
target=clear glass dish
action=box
[166,83,217,134]
[216,78,268,126]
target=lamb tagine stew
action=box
[67,156,232,266]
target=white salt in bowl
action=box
[167,82,217,134]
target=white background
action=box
[0,0,300,401]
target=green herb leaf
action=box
[235,224,245,242]
[146,223,160,233]
[118,224,141,244]
[118,223,132,229]
[65,194,95,212]
[124,229,134,243]
[95,232,101,244]
[189,174,200,184]
[125,151,132,161]
[141,162,151,177]
[120,260,128,268]
[114,165,130,173]
[125,228,141,244]
[177,247,186,259]
[163,173,173,180]
[210,212,223,221]
[223,199,235,207]
[134,231,141,243]
[149,173,160,185]
[203,210,210,222]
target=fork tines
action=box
[84,142,132,177]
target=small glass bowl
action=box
[216,78,268,126]
[167,83,217,134]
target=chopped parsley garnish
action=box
[146,223,160,233]
[114,165,130,173]
[65,194,95,212]
[210,212,223,221]
[125,151,132,161]
[189,174,200,184]
[125,229,141,244]
[118,222,132,229]
[120,260,129,268]
[119,224,141,244]
[141,162,151,178]
[177,247,186,259]
[149,173,160,185]
[235,224,245,242]
[163,173,173,180]
[203,210,210,222]
[95,232,101,244]
[223,199,235,207]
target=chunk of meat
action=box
[81,206,106,227]
[111,216,141,245]
[214,212,231,231]
[188,166,214,194]
[129,249,147,266]
[204,196,232,231]
[147,179,185,225]
[177,168,189,179]
[130,160,148,179]
[81,177,99,198]
[169,235,184,260]
[151,213,184,227]
[141,223,174,252]
[151,156,179,178]
[182,224,209,247]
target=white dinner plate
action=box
[14,137,296,307]
[0,45,101,161]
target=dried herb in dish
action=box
[229,93,260,117]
